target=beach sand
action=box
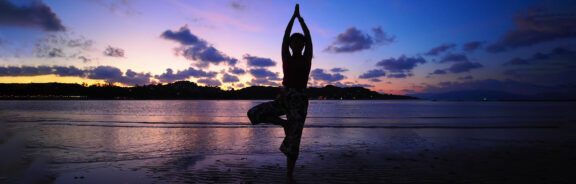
[2,123,575,183]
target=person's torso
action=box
[282,55,311,89]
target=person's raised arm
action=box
[282,7,298,58]
[298,14,312,60]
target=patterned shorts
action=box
[247,87,309,157]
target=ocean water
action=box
[1,100,575,183]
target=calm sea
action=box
[1,100,574,128]
[1,100,575,183]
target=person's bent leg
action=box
[247,100,287,126]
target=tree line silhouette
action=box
[0,81,417,100]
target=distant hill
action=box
[0,81,417,100]
[410,89,576,101]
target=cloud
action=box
[53,66,85,76]
[162,25,237,67]
[155,67,217,83]
[88,66,123,79]
[330,67,349,73]
[425,43,455,56]
[486,7,576,52]
[458,75,474,80]
[417,79,568,96]
[244,54,276,67]
[359,69,386,79]
[387,73,412,78]
[197,78,222,86]
[370,78,381,82]
[504,47,575,66]
[48,48,64,57]
[222,73,239,83]
[230,1,246,10]
[325,26,395,53]
[34,34,93,58]
[104,46,125,57]
[161,26,204,45]
[86,66,151,85]
[503,47,576,85]
[0,65,152,85]
[78,56,91,63]
[462,41,483,52]
[504,58,530,66]
[376,55,426,77]
[228,67,245,75]
[178,45,237,67]
[0,65,83,77]
[429,69,447,75]
[249,68,278,79]
[90,0,141,16]
[438,53,469,63]
[0,0,65,31]
[447,62,483,73]
[311,69,345,82]
[247,78,280,86]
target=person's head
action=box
[289,33,306,55]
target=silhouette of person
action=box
[247,4,312,178]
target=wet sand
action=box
[2,125,576,183]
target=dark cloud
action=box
[504,47,575,66]
[244,54,276,67]
[458,75,474,80]
[197,78,222,86]
[249,68,278,79]
[48,48,64,57]
[247,78,280,86]
[162,25,237,67]
[228,67,245,75]
[311,69,345,82]
[325,26,395,53]
[0,65,83,77]
[222,73,239,83]
[231,1,246,10]
[118,69,152,86]
[438,53,469,63]
[53,66,85,77]
[359,69,386,79]
[370,78,381,82]
[503,47,576,85]
[425,43,455,56]
[486,7,576,52]
[504,58,530,66]
[447,62,483,73]
[104,46,125,57]
[87,66,151,85]
[416,79,567,96]
[462,41,483,52]
[155,67,217,83]
[0,65,151,85]
[376,55,426,77]
[179,45,238,67]
[161,25,204,45]
[0,0,65,31]
[387,73,411,78]
[429,69,447,75]
[88,66,123,79]
[330,67,349,73]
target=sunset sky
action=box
[1,0,575,95]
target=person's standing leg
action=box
[279,88,309,177]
